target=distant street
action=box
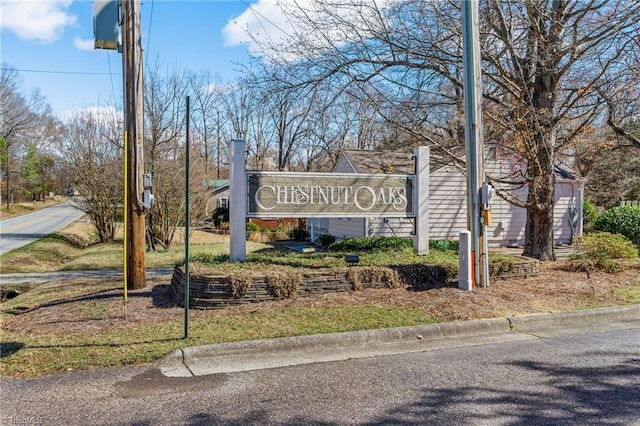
[0,199,85,256]
[1,326,638,425]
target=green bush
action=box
[246,222,261,232]
[288,223,308,241]
[570,232,638,272]
[328,236,413,253]
[583,200,599,232]
[594,205,640,248]
[429,240,460,252]
[212,207,229,228]
[318,234,336,248]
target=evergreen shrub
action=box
[429,240,460,252]
[583,200,599,232]
[594,205,640,249]
[327,236,412,252]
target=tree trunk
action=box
[522,135,556,260]
[523,186,556,260]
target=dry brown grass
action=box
[58,221,230,246]
[0,198,65,219]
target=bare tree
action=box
[144,61,187,249]
[599,40,640,149]
[0,65,57,208]
[241,0,639,259]
[263,78,317,171]
[188,71,229,179]
[61,111,122,242]
[218,81,278,170]
[144,62,210,249]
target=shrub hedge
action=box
[328,236,413,252]
[594,205,640,249]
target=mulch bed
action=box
[2,260,638,336]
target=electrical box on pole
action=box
[93,0,119,50]
[480,182,494,227]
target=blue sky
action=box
[1,0,298,117]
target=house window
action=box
[217,197,228,209]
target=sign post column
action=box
[413,146,429,255]
[229,139,247,262]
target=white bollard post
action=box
[229,139,247,262]
[458,230,472,291]
[413,146,429,255]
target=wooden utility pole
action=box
[122,0,146,290]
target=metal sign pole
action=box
[184,96,190,339]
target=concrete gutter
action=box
[159,304,640,377]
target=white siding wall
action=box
[368,218,415,237]
[323,153,582,246]
[426,164,580,246]
[328,217,366,240]
[486,187,527,246]
[428,166,468,240]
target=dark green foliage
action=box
[318,234,336,247]
[328,236,413,252]
[583,200,599,232]
[246,222,261,232]
[288,221,308,240]
[211,207,229,228]
[594,205,640,248]
[184,253,230,265]
[429,240,460,252]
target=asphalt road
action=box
[1,324,638,425]
[0,199,85,256]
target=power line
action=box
[0,67,121,76]
[240,0,293,44]
[107,51,117,105]
[145,0,155,64]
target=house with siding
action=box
[205,179,231,210]
[308,148,584,247]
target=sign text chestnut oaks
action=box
[247,172,415,218]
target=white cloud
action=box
[222,0,309,54]
[222,0,393,61]
[73,37,94,50]
[0,0,76,43]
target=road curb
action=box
[158,304,640,377]
[506,304,640,331]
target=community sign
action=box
[247,172,415,218]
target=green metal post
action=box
[184,96,190,338]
